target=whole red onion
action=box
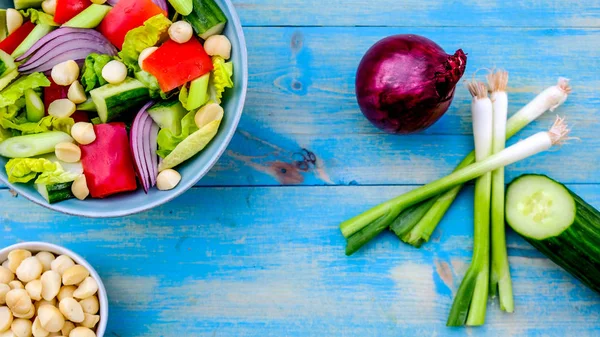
[355,34,467,134]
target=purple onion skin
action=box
[356,34,467,134]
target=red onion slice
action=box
[19,36,112,68]
[16,28,111,61]
[130,101,157,193]
[149,123,159,187]
[20,47,114,74]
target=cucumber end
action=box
[506,175,576,240]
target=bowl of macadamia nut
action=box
[0,242,108,337]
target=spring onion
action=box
[340,115,571,241]
[25,89,45,122]
[447,81,493,326]
[488,70,514,313]
[399,78,572,247]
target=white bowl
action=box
[0,242,108,336]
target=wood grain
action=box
[4,27,598,188]
[232,0,600,27]
[1,185,598,336]
[2,0,600,335]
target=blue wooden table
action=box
[2,0,600,336]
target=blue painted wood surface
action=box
[2,0,600,335]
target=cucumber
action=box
[35,181,74,203]
[0,50,15,78]
[0,69,19,91]
[147,99,186,134]
[90,78,149,123]
[184,0,227,40]
[505,174,600,294]
[62,4,112,28]
[11,24,54,59]
[0,131,73,158]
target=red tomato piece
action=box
[80,123,138,198]
[142,39,213,92]
[53,0,91,24]
[70,111,89,123]
[97,0,166,49]
[43,77,70,112]
[0,21,35,55]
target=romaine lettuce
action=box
[81,53,113,92]
[119,14,171,73]
[156,109,198,158]
[209,56,233,104]
[0,73,50,108]
[19,9,59,26]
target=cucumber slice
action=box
[184,0,227,39]
[147,99,186,134]
[62,4,112,28]
[506,175,576,240]
[90,78,149,123]
[506,174,600,294]
[0,131,73,158]
[35,181,74,203]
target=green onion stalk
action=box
[488,70,514,313]
[340,78,572,256]
[448,81,492,326]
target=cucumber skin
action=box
[90,80,150,123]
[184,0,227,38]
[37,182,74,204]
[508,174,600,294]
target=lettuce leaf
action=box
[135,70,172,99]
[0,73,51,108]
[5,158,78,184]
[209,57,233,104]
[81,53,113,92]
[158,113,222,171]
[5,158,57,183]
[119,14,171,73]
[35,165,78,185]
[19,9,59,26]
[156,109,198,158]
[0,106,74,135]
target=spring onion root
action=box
[488,70,514,313]
[398,78,572,247]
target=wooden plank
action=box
[0,185,598,336]
[238,27,599,137]
[3,27,599,189]
[232,0,600,27]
